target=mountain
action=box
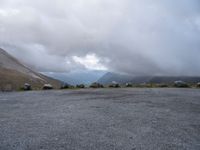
[148,76,200,84]
[98,72,200,84]
[42,70,107,85]
[97,72,133,84]
[0,48,61,91]
[98,72,153,84]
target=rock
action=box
[23,83,31,91]
[197,82,200,88]
[43,84,53,90]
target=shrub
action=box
[76,84,85,88]
[90,82,104,88]
[109,83,120,88]
[174,81,189,88]
[125,83,133,87]
[61,83,71,89]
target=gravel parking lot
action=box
[0,88,200,150]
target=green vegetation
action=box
[76,84,85,88]
[90,82,104,88]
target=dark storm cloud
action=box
[0,0,200,75]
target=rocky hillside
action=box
[0,48,61,91]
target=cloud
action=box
[0,0,200,75]
[72,54,108,71]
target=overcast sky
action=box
[0,0,200,76]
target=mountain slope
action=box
[0,48,61,91]
[97,72,133,84]
[98,72,200,84]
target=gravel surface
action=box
[0,88,200,150]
